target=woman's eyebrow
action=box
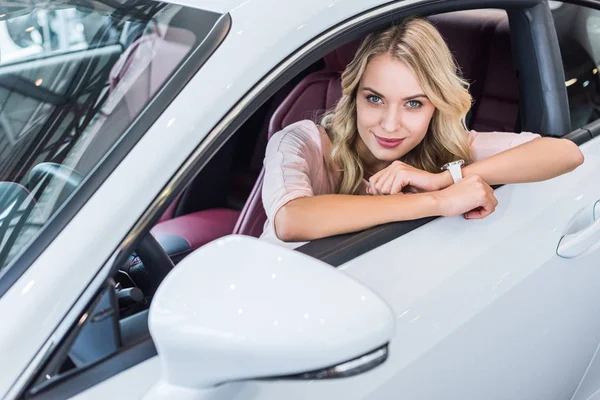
[402,94,428,101]
[361,87,428,101]
[361,87,385,98]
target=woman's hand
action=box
[368,160,450,195]
[433,175,498,219]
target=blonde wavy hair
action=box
[321,18,474,194]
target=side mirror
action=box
[146,235,394,399]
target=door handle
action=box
[557,201,600,258]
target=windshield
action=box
[0,0,223,276]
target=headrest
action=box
[322,10,508,74]
[323,39,362,73]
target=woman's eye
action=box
[406,100,422,109]
[367,95,382,104]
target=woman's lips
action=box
[373,133,405,149]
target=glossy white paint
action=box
[147,236,394,396]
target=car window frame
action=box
[17,0,576,397]
[0,5,231,299]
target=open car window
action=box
[0,0,224,281]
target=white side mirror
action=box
[146,235,394,399]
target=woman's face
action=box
[356,54,436,168]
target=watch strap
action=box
[448,163,463,183]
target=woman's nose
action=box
[380,107,400,133]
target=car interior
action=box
[147,9,522,266]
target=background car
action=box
[1,0,600,399]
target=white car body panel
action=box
[1,0,599,398]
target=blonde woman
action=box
[260,18,584,248]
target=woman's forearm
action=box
[458,138,584,186]
[274,193,439,242]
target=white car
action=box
[0,0,600,399]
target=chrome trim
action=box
[275,345,389,380]
[332,346,388,374]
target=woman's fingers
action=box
[465,207,489,219]
[437,175,498,218]
[370,169,390,195]
[464,182,497,219]
[379,172,397,194]
[390,173,409,194]
[369,162,433,195]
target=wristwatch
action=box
[441,159,465,183]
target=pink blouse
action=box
[260,120,540,248]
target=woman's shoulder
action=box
[268,120,331,156]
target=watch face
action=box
[449,160,465,167]
[441,159,465,171]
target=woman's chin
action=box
[371,148,404,162]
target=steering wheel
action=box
[120,233,175,299]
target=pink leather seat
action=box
[232,55,356,237]
[151,208,240,263]
[234,9,519,239]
